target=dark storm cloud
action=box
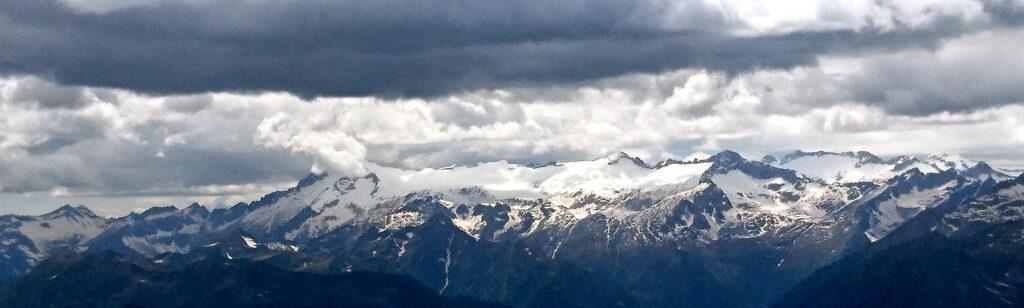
[984,0,1024,25]
[843,29,1024,115]
[0,117,313,194]
[0,77,314,194]
[20,111,108,155]
[8,77,95,109]
[163,94,212,113]
[0,0,981,98]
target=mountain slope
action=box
[774,222,1024,307]
[0,205,109,280]
[1,149,1021,307]
[774,174,1024,307]
[0,251,497,308]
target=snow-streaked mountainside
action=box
[0,205,109,280]
[774,173,1024,308]
[767,150,998,183]
[2,149,1023,307]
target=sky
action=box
[1,0,1023,216]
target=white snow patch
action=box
[13,212,108,257]
[924,153,973,171]
[865,185,951,241]
[121,236,188,255]
[380,212,425,230]
[266,242,299,252]
[776,155,903,183]
[241,235,258,248]
[712,171,795,215]
[451,214,484,239]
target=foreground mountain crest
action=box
[2,149,1022,307]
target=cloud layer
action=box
[1,0,1017,97]
[4,26,1024,193]
[1,0,1023,215]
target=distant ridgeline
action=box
[1,150,1022,307]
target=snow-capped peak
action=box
[183,203,209,215]
[709,150,744,164]
[959,161,1013,181]
[923,153,973,171]
[0,205,110,273]
[772,150,946,183]
[3,148,1023,293]
[40,205,100,220]
[602,151,649,168]
[683,151,713,162]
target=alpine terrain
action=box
[1,150,1022,307]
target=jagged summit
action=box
[264,150,1007,209]
[779,150,885,165]
[655,152,715,168]
[768,149,976,183]
[40,204,100,220]
[605,151,650,168]
[959,161,1013,181]
[183,202,210,215]
[925,153,973,171]
[692,150,802,184]
[139,205,179,215]
[0,205,109,280]
[709,149,744,162]
[296,172,328,188]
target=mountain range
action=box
[1,150,1022,307]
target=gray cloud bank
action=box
[1,0,1018,98]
